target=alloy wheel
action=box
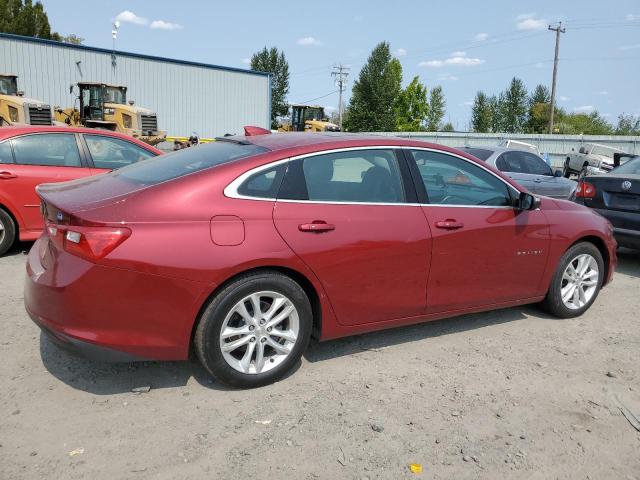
[219,291,300,374]
[560,254,599,310]
[0,219,4,244]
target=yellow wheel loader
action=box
[278,104,340,132]
[54,83,166,145]
[0,74,53,126]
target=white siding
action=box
[0,34,270,137]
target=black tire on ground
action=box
[542,242,604,319]
[194,271,313,388]
[0,208,17,256]
[562,159,571,178]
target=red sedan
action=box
[24,131,616,388]
[0,126,161,255]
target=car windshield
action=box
[461,148,493,161]
[611,157,640,175]
[0,76,18,95]
[114,140,268,185]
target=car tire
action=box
[0,208,16,256]
[562,159,571,178]
[542,242,604,318]
[194,271,313,388]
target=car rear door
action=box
[1,133,93,233]
[272,147,432,326]
[406,148,550,313]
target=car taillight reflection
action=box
[46,222,131,261]
[575,181,597,199]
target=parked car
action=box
[25,132,616,388]
[563,143,625,178]
[572,155,640,250]
[460,146,577,199]
[0,126,161,255]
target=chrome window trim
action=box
[223,145,523,208]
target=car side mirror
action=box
[518,192,541,210]
[554,170,562,177]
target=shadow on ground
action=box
[615,248,640,278]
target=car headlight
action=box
[8,106,19,123]
[122,113,132,129]
[104,107,116,115]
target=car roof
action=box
[461,146,540,156]
[0,125,161,152]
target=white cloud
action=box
[619,43,640,50]
[516,13,536,20]
[559,96,569,101]
[438,74,459,81]
[150,20,183,30]
[419,52,484,68]
[297,36,323,46]
[626,14,640,21]
[517,17,548,30]
[241,58,251,65]
[395,48,407,57]
[115,10,148,25]
[599,91,609,96]
[474,32,489,41]
[573,105,595,114]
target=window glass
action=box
[85,135,155,170]
[115,140,267,186]
[612,157,640,175]
[0,141,13,164]
[461,147,493,161]
[284,149,404,203]
[496,151,552,176]
[520,152,553,175]
[409,150,512,206]
[11,134,81,167]
[237,164,286,198]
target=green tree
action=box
[395,76,429,131]
[426,85,445,131]
[556,111,613,135]
[344,41,401,132]
[500,77,528,133]
[615,114,640,135]
[441,122,455,132]
[526,84,552,133]
[250,47,290,129]
[488,94,502,132]
[529,84,550,106]
[471,91,492,133]
[0,0,81,42]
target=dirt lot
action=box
[1,242,639,480]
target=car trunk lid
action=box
[583,174,640,212]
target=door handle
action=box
[298,221,335,233]
[0,171,17,179]
[434,219,464,230]
[534,178,542,183]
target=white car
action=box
[563,143,625,178]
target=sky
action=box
[41,0,640,130]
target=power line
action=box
[295,90,338,104]
[548,21,566,134]
[331,64,350,129]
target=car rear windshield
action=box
[612,157,640,175]
[114,140,268,185]
[461,148,493,161]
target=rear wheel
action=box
[194,272,313,388]
[0,208,16,256]
[562,159,571,178]
[542,242,604,318]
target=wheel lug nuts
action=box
[259,320,265,325]
[267,327,272,332]
[250,337,256,342]
[249,326,255,331]
[261,337,267,343]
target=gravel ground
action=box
[1,242,639,480]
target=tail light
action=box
[575,181,597,199]
[46,223,131,261]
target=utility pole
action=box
[548,21,565,134]
[331,64,349,129]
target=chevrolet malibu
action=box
[25,131,617,388]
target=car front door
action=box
[518,151,572,198]
[406,148,550,313]
[1,133,93,234]
[495,150,540,193]
[272,148,432,326]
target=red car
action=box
[0,126,161,255]
[24,131,616,388]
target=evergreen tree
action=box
[500,77,528,133]
[395,76,429,131]
[488,94,502,132]
[0,0,81,43]
[250,47,290,129]
[471,91,492,133]
[529,84,550,106]
[344,42,401,132]
[426,85,445,131]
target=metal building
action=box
[0,33,271,137]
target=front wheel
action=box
[194,272,313,388]
[0,208,16,256]
[542,242,604,318]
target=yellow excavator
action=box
[54,82,166,145]
[0,74,53,126]
[278,104,340,132]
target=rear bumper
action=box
[613,228,640,250]
[594,208,640,250]
[24,236,209,362]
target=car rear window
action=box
[461,148,493,161]
[114,140,267,185]
[612,157,640,175]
